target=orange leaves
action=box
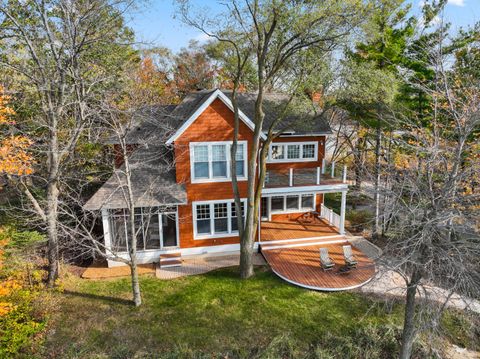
[0,85,15,125]
[0,85,34,176]
[0,135,34,176]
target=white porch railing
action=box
[320,204,341,229]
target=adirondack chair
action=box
[319,247,335,271]
[343,245,358,267]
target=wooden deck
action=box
[262,241,376,291]
[260,216,340,242]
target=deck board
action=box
[261,217,339,241]
[262,242,375,291]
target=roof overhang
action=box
[165,89,266,145]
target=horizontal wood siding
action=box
[174,98,254,248]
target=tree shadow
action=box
[62,289,133,306]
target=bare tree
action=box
[0,0,136,286]
[379,30,480,358]
[179,0,369,278]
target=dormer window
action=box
[190,141,248,183]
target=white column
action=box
[101,208,113,267]
[339,191,347,235]
[343,165,347,183]
[321,158,326,174]
[316,166,321,184]
[289,168,293,186]
[331,161,335,178]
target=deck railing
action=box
[264,161,348,188]
[320,204,341,229]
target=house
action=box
[84,89,375,290]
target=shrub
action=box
[346,210,374,233]
[0,226,47,358]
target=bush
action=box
[346,210,374,233]
[0,226,47,358]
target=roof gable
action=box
[165,89,264,145]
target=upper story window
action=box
[268,141,318,163]
[190,141,247,183]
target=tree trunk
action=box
[46,180,59,287]
[129,260,142,307]
[373,123,382,237]
[399,269,422,359]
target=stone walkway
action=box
[155,252,266,279]
[360,266,480,314]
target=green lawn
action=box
[42,266,478,358]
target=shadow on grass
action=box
[63,289,133,306]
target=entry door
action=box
[261,197,270,221]
[161,213,178,248]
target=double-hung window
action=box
[194,200,246,239]
[191,141,247,182]
[268,142,318,162]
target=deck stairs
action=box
[159,252,182,268]
[260,234,347,251]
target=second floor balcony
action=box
[264,162,347,189]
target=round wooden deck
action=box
[262,241,376,291]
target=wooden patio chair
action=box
[342,245,358,267]
[319,247,335,271]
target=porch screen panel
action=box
[214,203,228,233]
[162,214,177,247]
[193,145,209,179]
[110,209,128,252]
[144,210,161,250]
[212,144,227,178]
[196,204,211,235]
[133,208,146,250]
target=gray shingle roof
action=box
[83,145,187,211]
[111,89,331,145]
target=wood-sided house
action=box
[84,89,374,290]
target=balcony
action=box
[264,161,347,189]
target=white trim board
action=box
[262,184,348,195]
[166,89,266,145]
[107,242,260,267]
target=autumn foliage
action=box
[0,85,33,176]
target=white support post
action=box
[340,191,347,235]
[321,158,326,174]
[289,168,293,186]
[331,161,335,178]
[316,166,321,185]
[101,208,113,267]
[343,165,347,183]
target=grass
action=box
[41,266,478,358]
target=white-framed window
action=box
[193,199,246,239]
[268,193,316,214]
[190,141,248,183]
[267,142,318,163]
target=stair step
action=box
[261,237,347,251]
[159,253,182,268]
